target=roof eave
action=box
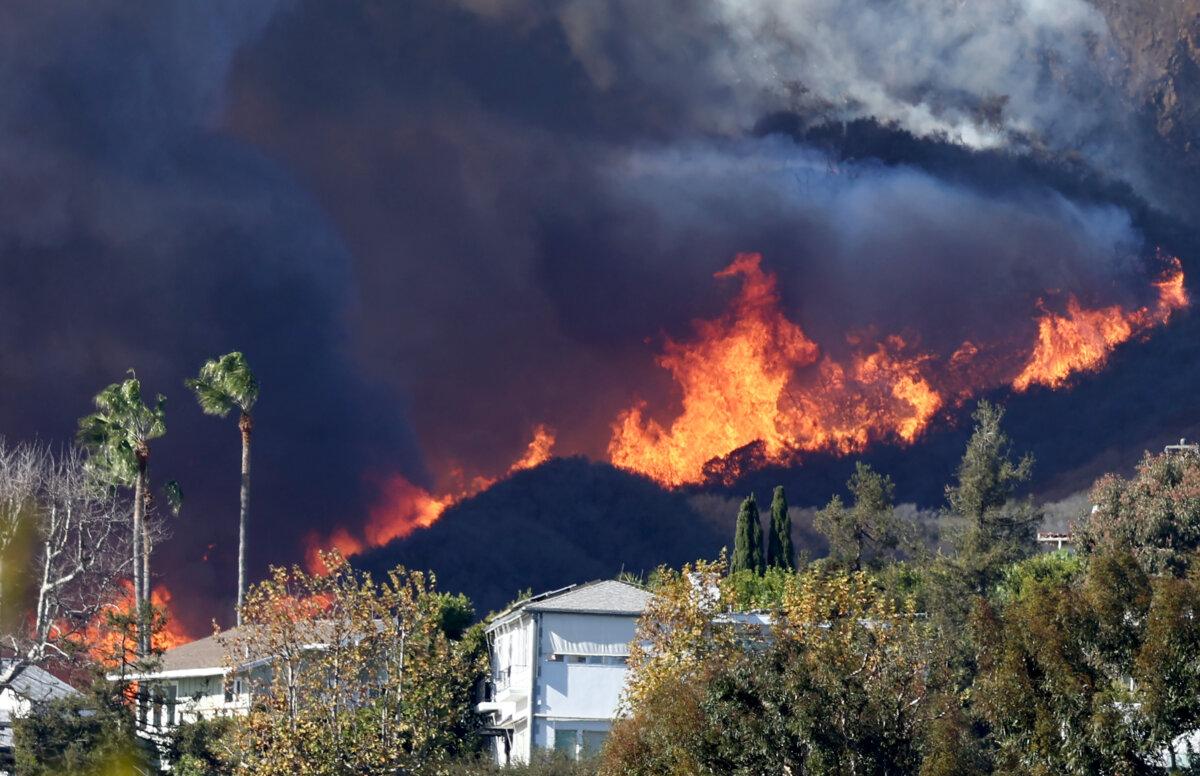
[105,666,229,682]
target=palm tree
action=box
[186,352,259,625]
[77,373,166,656]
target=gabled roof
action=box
[129,620,367,680]
[0,660,78,702]
[489,580,652,628]
[0,662,79,749]
[151,629,233,676]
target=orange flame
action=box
[1013,257,1188,391]
[305,424,555,571]
[79,582,195,663]
[608,252,1187,486]
[608,254,944,486]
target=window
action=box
[224,678,242,704]
[582,730,608,756]
[550,653,629,665]
[164,685,177,727]
[554,729,578,759]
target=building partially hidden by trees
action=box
[478,580,651,765]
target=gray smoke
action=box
[454,0,1163,206]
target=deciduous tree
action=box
[1081,447,1200,577]
[0,442,130,694]
[222,552,484,775]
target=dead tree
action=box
[0,441,131,694]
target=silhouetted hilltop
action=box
[353,457,730,616]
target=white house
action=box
[0,660,79,771]
[114,625,263,742]
[477,579,652,764]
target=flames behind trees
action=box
[82,582,195,666]
[311,252,1187,559]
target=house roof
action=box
[0,661,79,749]
[127,620,361,680]
[490,580,652,628]
[152,629,234,676]
[0,660,78,702]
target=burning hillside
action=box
[317,249,1187,565]
[608,252,1187,487]
[305,425,556,570]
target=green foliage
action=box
[1082,448,1200,577]
[438,591,476,640]
[168,717,234,775]
[225,555,486,775]
[720,565,794,611]
[766,485,795,571]
[12,679,150,776]
[730,494,764,574]
[946,401,1033,521]
[162,478,184,516]
[185,351,259,418]
[446,751,599,775]
[608,565,941,775]
[76,374,166,484]
[996,550,1083,603]
[945,401,1038,594]
[814,462,901,571]
[874,560,932,613]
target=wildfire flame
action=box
[310,252,1187,544]
[1012,256,1188,391]
[305,424,556,571]
[608,252,1188,487]
[608,254,944,486]
[80,582,195,663]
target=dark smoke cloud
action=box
[0,0,1197,628]
[0,1,422,632]
[224,0,1172,470]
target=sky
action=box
[1,0,1197,633]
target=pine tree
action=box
[766,486,795,571]
[731,494,765,575]
[815,462,899,571]
[946,400,1037,593]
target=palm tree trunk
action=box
[142,509,151,640]
[132,466,145,657]
[237,412,252,626]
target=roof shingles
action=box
[522,579,652,615]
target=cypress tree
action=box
[767,485,795,571]
[732,494,765,574]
